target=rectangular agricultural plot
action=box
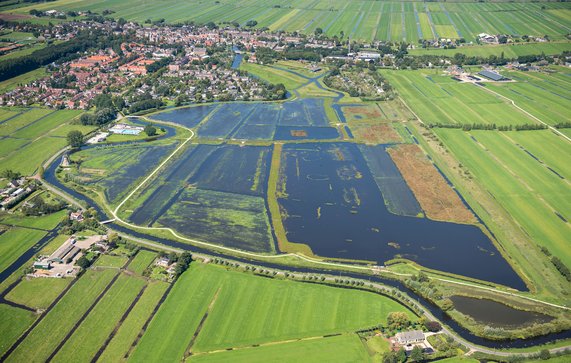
[385,70,538,126]
[5,269,118,362]
[129,263,413,362]
[188,334,369,363]
[435,129,571,267]
[0,304,36,357]
[10,1,571,42]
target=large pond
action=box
[278,143,526,290]
[450,295,553,328]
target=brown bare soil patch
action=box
[290,130,307,137]
[353,123,402,144]
[0,13,33,21]
[388,144,476,224]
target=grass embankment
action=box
[129,263,413,361]
[266,143,313,255]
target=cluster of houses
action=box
[0,178,34,210]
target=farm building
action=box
[478,70,509,81]
[395,330,425,345]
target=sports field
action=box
[385,69,543,127]
[0,108,93,175]
[129,263,414,361]
[9,0,571,42]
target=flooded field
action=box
[149,99,340,141]
[277,143,525,289]
[128,144,275,253]
[450,296,553,328]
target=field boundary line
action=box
[475,83,571,143]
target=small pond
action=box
[450,295,553,328]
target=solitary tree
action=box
[67,130,83,148]
[410,346,424,362]
[144,124,157,136]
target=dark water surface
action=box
[278,143,526,290]
[451,296,553,328]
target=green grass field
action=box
[93,254,129,268]
[126,250,156,275]
[435,129,570,268]
[240,62,306,91]
[5,269,118,362]
[0,108,90,175]
[129,263,414,361]
[0,304,36,356]
[485,70,571,126]
[0,227,47,275]
[5,278,71,310]
[188,333,369,363]
[385,69,540,126]
[0,68,47,93]
[0,210,66,230]
[410,42,571,58]
[52,273,147,363]
[97,280,168,363]
[8,0,570,42]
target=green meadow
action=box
[129,263,414,362]
[0,108,93,175]
[409,42,571,58]
[435,129,571,268]
[385,69,539,126]
[188,333,370,363]
[8,0,571,43]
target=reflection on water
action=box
[451,295,553,328]
[278,143,526,290]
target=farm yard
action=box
[9,0,571,43]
